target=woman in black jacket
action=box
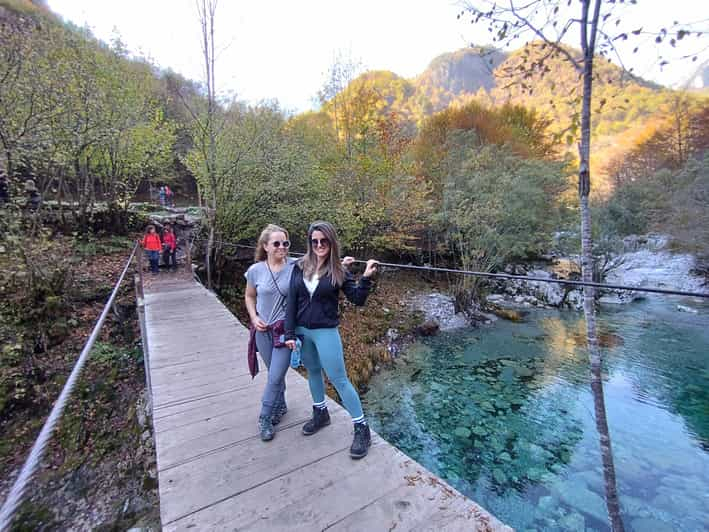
[285,221,378,459]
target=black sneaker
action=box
[258,415,274,441]
[350,423,371,459]
[302,406,331,436]
[271,400,288,426]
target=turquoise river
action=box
[362,297,708,531]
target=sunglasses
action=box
[311,238,330,248]
[270,240,290,248]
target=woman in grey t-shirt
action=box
[245,224,295,441]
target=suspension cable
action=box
[0,243,139,531]
[193,237,709,299]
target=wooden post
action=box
[135,273,151,400]
[137,245,144,291]
[185,237,192,275]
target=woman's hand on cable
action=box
[363,259,379,278]
[285,339,296,350]
[341,256,355,268]
[251,316,268,332]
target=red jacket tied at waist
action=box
[247,320,285,378]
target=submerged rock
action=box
[489,306,524,322]
[416,320,440,336]
[630,517,675,532]
[454,427,471,438]
[551,480,607,523]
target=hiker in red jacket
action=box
[139,225,162,274]
[162,224,177,270]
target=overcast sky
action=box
[48,0,709,112]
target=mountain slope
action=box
[331,43,699,141]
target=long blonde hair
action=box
[255,224,289,262]
[300,221,345,286]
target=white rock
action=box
[677,304,699,314]
[407,292,468,330]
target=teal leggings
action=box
[296,326,364,420]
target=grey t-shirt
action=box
[245,259,295,325]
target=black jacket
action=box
[285,264,371,339]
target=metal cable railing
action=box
[0,243,140,531]
[193,237,709,299]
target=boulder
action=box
[416,321,440,336]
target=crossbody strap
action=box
[266,261,287,309]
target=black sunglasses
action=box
[270,240,290,248]
[311,238,330,248]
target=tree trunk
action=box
[4,149,12,180]
[206,212,214,289]
[579,2,625,531]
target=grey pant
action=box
[255,331,289,418]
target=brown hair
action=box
[255,224,289,262]
[145,224,156,234]
[300,221,345,287]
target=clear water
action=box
[363,298,709,532]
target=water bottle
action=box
[290,338,302,369]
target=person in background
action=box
[162,224,177,270]
[285,221,378,459]
[245,224,295,441]
[165,184,174,207]
[158,186,166,207]
[139,225,162,274]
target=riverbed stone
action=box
[537,495,556,513]
[492,468,507,484]
[472,425,488,436]
[551,479,607,523]
[559,511,585,531]
[630,517,675,532]
[620,495,652,518]
[568,471,603,493]
[526,467,546,482]
[454,427,471,439]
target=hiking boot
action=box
[271,400,288,426]
[350,423,371,459]
[302,406,331,436]
[258,415,274,441]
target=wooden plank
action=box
[150,372,255,408]
[163,440,395,531]
[158,409,353,524]
[154,385,314,470]
[326,473,506,532]
[150,370,245,392]
[150,366,246,390]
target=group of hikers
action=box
[138,223,178,273]
[158,185,174,207]
[244,221,379,459]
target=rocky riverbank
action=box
[484,234,707,312]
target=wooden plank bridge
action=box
[141,275,510,531]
